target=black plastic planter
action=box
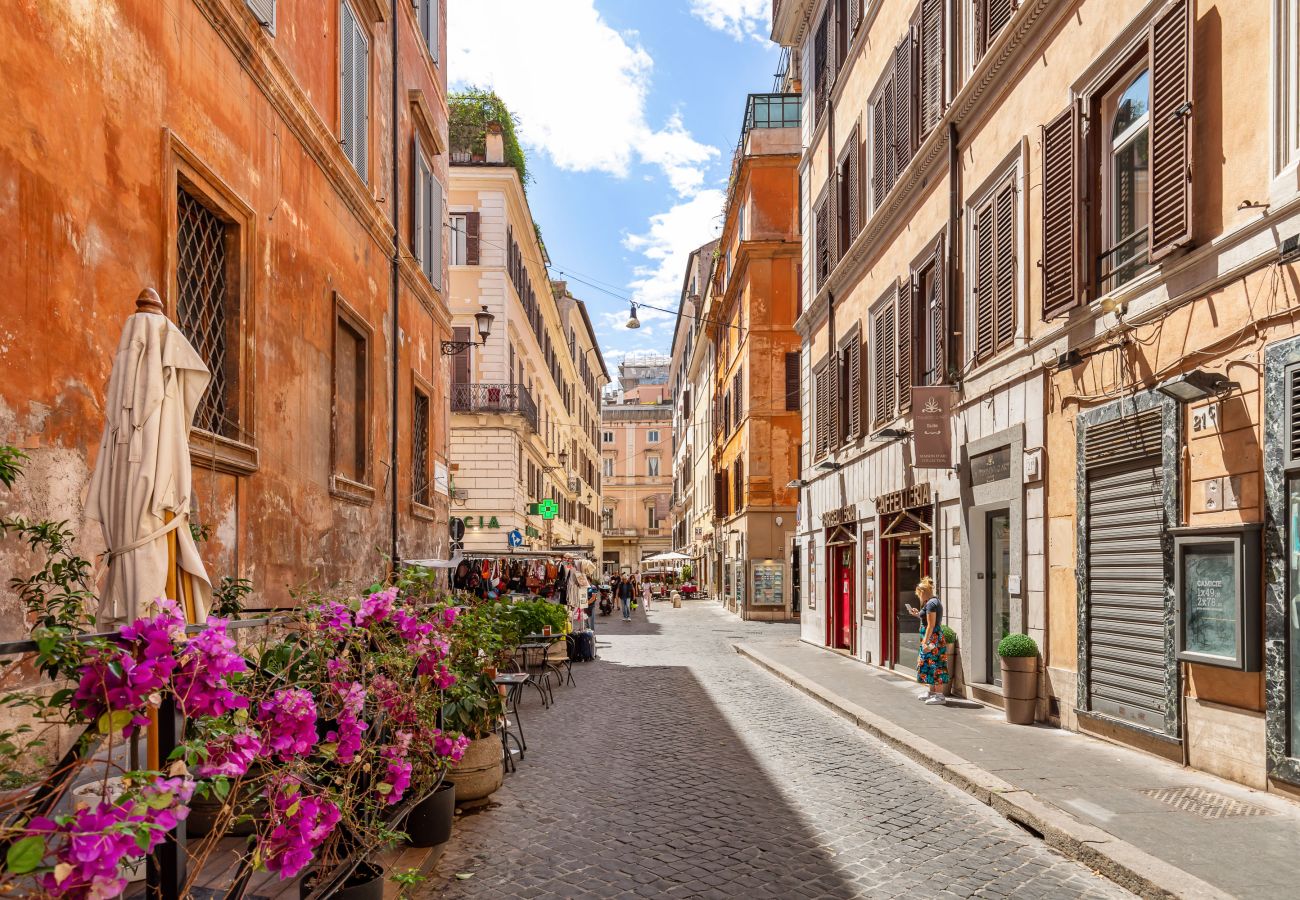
[299,861,385,900]
[404,781,456,847]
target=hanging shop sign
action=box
[525,526,540,538]
[970,446,1013,486]
[528,499,560,520]
[912,386,956,469]
[1172,524,1261,671]
[823,504,858,528]
[751,560,786,606]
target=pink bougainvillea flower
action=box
[355,587,398,628]
[441,606,460,628]
[256,688,318,760]
[312,599,353,636]
[323,681,368,764]
[174,617,249,719]
[197,729,263,778]
[260,777,341,879]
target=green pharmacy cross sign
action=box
[529,499,560,520]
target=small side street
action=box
[427,600,1129,900]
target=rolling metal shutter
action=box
[1085,409,1168,730]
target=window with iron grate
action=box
[412,386,430,506]
[176,186,239,439]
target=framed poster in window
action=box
[1172,524,1261,670]
[751,560,786,606]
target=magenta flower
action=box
[72,602,186,737]
[256,688,318,760]
[355,587,398,628]
[174,617,249,719]
[434,732,470,763]
[260,778,341,879]
[377,731,413,804]
[441,606,460,628]
[312,599,353,636]
[197,729,263,778]
[390,607,434,652]
[323,682,368,764]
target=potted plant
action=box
[997,633,1039,725]
[440,676,505,806]
[940,624,958,696]
[403,779,456,848]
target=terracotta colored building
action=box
[707,92,803,621]
[0,0,453,628]
[775,0,1300,795]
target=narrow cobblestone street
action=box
[425,600,1129,899]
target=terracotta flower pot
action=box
[449,736,503,805]
[1000,655,1038,724]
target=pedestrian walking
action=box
[642,577,653,611]
[616,574,635,621]
[907,576,948,705]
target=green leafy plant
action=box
[940,624,957,645]
[449,86,529,185]
[996,633,1039,658]
[506,599,567,638]
[0,446,26,490]
[211,576,253,620]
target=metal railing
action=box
[1097,226,1152,296]
[451,382,538,433]
[745,93,801,132]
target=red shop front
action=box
[823,505,859,654]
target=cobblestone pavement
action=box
[423,599,1129,899]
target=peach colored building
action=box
[600,358,673,575]
[775,0,1300,793]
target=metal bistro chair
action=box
[516,641,556,706]
[494,672,531,768]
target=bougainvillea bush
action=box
[0,577,474,898]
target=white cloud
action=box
[622,189,724,316]
[689,0,771,41]
[450,0,719,196]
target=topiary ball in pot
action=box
[996,633,1039,658]
[996,633,1039,724]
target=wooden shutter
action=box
[465,211,481,265]
[245,0,275,29]
[340,4,356,167]
[871,89,889,212]
[715,472,728,516]
[451,326,470,385]
[918,0,944,137]
[872,301,897,424]
[931,234,947,383]
[994,179,1016,351]
[974,200,996,361]
[897,279,914,413]
[828,352,841,449]
[850,0,862,33]
[1041,105,1082,319]
[977,0,1017,60]
[815,362,830,457]
[846,335,862,440]
[734,372,743,422]
[846,125,861,242]
[1148,0,1194,261]
[813,14,829,116]
[785,352,800,411]
[892,34,913,178]
[814,192,830,288]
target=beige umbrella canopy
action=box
[85,289,213,623]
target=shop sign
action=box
[912,386,956,468]
[823,504,858,528]
[525,526,540,538]
[751,560,785,606]
[970,447,1012,486]
[466,515,500,529]
[876,483,930,515]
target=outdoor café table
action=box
[522,633,575,689]
[516,641,556,706]
[493,672,532,765]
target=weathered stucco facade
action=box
[0,0,453,631]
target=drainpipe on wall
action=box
[388,0,401,571]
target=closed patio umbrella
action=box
[85,289,212,624]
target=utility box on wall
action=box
[1172,524,1262,671]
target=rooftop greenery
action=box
[449,87,529,186]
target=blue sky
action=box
[449,0,779,371]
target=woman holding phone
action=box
[906,576,948,705]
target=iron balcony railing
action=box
[451,382,538,433]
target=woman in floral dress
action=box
[906,576,948,706]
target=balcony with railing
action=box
[450,382,538,433]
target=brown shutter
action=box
[1041,105,1082,319]
[452,326,471,384]
[785,352,800,411]
[891,36,912,183]
[994,179,1016,350]
[850,0,862,33]
[813,13,829,116]
[871,91,889,211]
[846,125,861,242]
[873,301,897,424]
[828,351,841,448]
[814,192,830,288]
[859,332,871,428]
[465,211,481,265]
[932,234,947,382]
[979,0,1016,59]
[846,332,862,439]
[897,279,913,413]
[1148,0,1194,261]
[815,362,830,457]
[974,201,996,361]
[715,472,728,516]
[918,0,945,137]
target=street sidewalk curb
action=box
[735,643,1234,900]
